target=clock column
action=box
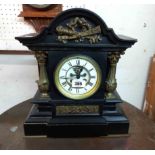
[105,51,124,99]
[35,51,49,98]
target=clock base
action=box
[24,104,129,137]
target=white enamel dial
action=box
[54,55,102,100]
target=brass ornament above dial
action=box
[54,55,102,100]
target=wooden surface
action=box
[144,54,155,121]
[0,100,155,150]
[19,4,62,18]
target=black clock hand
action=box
[80,73,87,77]
[60,76,76,80]
[72,68,79,79]
[70,72,86,78]
[70,73,76,77]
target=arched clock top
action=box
[15,8,137,52]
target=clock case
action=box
[15,8,137,137]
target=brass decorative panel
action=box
[56,105,99,115]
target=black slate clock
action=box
[15,8,137,137]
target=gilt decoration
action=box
[56,17,102,44]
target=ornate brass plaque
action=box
[56,105,99,115]
[56,17,102,44]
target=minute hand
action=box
[60,77,76,80]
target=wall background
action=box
[0,4,155,114]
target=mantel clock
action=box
[16,8,137,137]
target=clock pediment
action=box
[15,8,137,52]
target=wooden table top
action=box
[0,100,155,150]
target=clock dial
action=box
[54,55,102,100]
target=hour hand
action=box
[80,73,86,77]
[70,73,76,77]
[70,72,86,78]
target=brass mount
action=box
[105,51,124,99]
[35,51,49,98]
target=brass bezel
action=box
[54,55,102,100]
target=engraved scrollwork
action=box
[35,51,49,98]
[56,17,102,44]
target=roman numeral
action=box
[60,76,66,79]
[88,82,93,87]
[68,87,72,91]
[76,59,80,66]
[62,68,67,72]
[76,88,79,93]
[83,62,87,67]
[90,76,96,79]
[84,88,87,91]
[62,81,67,87]
[68,61,72,67]
[89,68,94,72]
